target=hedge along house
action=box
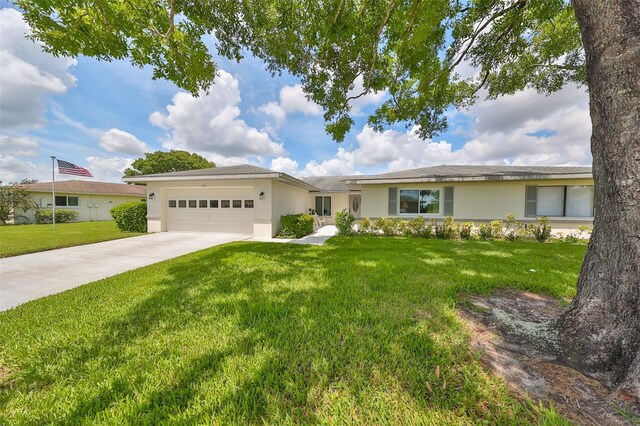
[18,180,147,223]
[345,165,594,230]
[123,164,594,237]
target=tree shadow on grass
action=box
[2,238,585,423]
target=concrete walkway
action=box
[249,225,338,245]
[0,232,250,311]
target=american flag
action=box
[57,159,93,177]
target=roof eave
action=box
[23,188,145,197]
[123,173,282,183]
[122,172,320,191]
[347,173,593,184]
[275,173,320,191]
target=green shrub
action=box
[503,213,525,241]
[578,225,592,234]
[395,220,411,236]
[404,217,434,238]
[422,222,434,238]
[478,223,493,240]
[35,209,79,224]
[277,226,297,238]
[358,217,373,235]
[459,222,475,240]
[407,216,426,237]
[374,217,398,236]
[531,216,552,242]
[110,201,147,233]
[435,217,458,239]
[564,233,580,244]
[335,209,355,235]
[490,220,503,239]
[279,213,314,238]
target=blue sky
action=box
[0,5,592,183]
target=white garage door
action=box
[166,187,255,234]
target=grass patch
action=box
[0,237,586,424]
[0,221,143,257]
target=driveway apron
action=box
[0,232,250,311]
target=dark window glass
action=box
[244,200,254,208]
[221,200,230,208]
[315,196,323,216]
[55,195,67,207]
[323,196,331,216]
[233,200,242,208]
[67,196,79,207]
[399,190,419,213]
[210,200,218,208]
[419,190,440,214]
[188,200,197,208]
[315,196,332,216]
[178,200,187,208]
[169,200,177,208]
[199,200,207,208]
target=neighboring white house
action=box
[18,180,147,223]
[124,164,594,237]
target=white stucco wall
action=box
[145,179,274,236]
[361,178,595,229]
[272,181,310,235]
[307,192,350,225]
[19,192,144,223]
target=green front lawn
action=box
[0,237,585,424]
[0,221,143,257]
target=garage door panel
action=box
[166,188,255,233]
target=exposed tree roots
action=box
[458,290,639,425]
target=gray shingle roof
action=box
[21,180,147,196]
[129,164,277,178]
[351,165,592,181]
[301,176,364,192]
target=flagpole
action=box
[51,155,56,229]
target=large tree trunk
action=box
[557,0,640,400]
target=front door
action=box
[349,194,362,218]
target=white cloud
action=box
[353,126,458,172]
[300,148,358,177]
[203,153,257,168]
[99,128,146,156]
[270,156,299,175]
[258,101,287,126]
[257,84,323,129]
[258,79,386,129]
[279,84,323,116]
[296,85,591,175]
[85,156,134,183]
[0,155,43,182]
[347,75,386,116]
[469,84,588,134]
[0,135,39,157]
[0,8,77,129]
[151,70,284,161]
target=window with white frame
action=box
[566,186,594,217]
[536,185,594,217]
[55,195,79,207]
[315,196,332,216]
[399,189,440,214]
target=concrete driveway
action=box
[0,232,250,311]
